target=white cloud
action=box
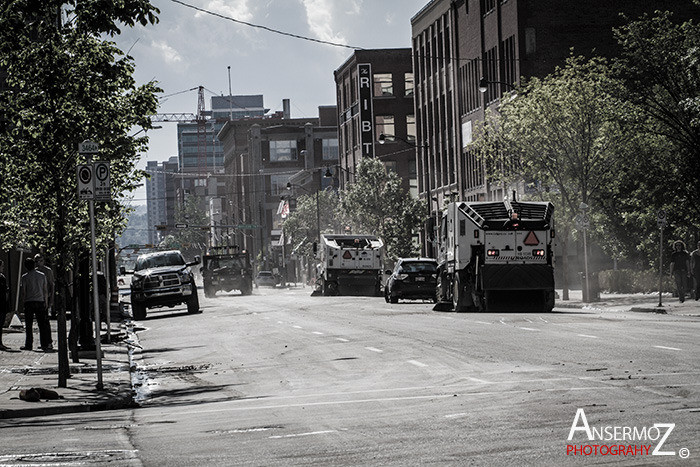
[202,0,254,22]
[151,40,183,64]
[300,0,347,45]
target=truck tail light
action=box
[487,249,500,257]
[532,249,545,257]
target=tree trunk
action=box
[561,230,570,301]
[53,181,70,387]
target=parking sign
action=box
[94,161,111,201]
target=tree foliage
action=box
[0,1,160,289]
[471,56,637,293]
[608,11,700,258]
[282,187,348,261]
[341,157,425,260]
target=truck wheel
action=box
[453,275,468,312]
[132,302,147,320]
[241,282,253,295]
[390,294,398,304]
[384,287,390,303]
[187,289,201,314]
[543,290,555,312]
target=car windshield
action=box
[207,258,243,270]
[399,261,437,273]
[135,253,185,271]
[257,271,272,277]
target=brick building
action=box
[334,49,418,196]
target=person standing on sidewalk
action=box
[35,254,55,319]
[670,240,691,303]
[0,259,9,351]
[691,241,700,301]
[19,257,53,352]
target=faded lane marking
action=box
[292,325,303,329]
[269,430,337,439]
[445,413,468,419]
[578,334,598,339]
[466,377,492,384]
[408,360,427,367]
[365,347,383,353]
[336,338,349,342]
[312,331,324,335]
[473,320,492,325]
[654,345,682,351]
[519,327,539,331]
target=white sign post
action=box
[78,140,103,390]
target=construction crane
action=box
[150,86,211,177]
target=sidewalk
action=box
[555,288,700,315]
[0,316,137,420]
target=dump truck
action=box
[201,246,253,297]
[314,234,384,296]
[434,200,555,312]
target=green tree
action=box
[0,0,160,385]
[282,188,347,265]
[341,157,425,261]
[0,0,160,285]
[472,56,635,298]
[609,11,700,254]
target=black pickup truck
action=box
[201,246,253,297]
[122,250,200,319]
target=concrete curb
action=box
[0,395,138,420]
[629,307,667,314]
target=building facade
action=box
[334,49,418,196]
[145,156,179,245]
[218,107,338,270]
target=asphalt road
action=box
[2,287,699,466]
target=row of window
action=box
[373,73,414,98]
[268,138,339,162]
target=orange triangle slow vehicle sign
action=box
[523,231,539,246]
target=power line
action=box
[170,0,364,51]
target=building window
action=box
[269,174,289,195]
[373,73,393,97]
[405,73,414,96]
[384,160,398,174]
[407,115,416,142]
[269,140,297,162]
[375,115,395,141]
[322,138,339,161]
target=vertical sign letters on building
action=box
[357,63,375,158]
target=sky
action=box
[114,0,430,204]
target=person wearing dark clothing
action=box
[691,241,700,301]
[670,240,691,303]
[19,257,52,351]
[0,259,9,351]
